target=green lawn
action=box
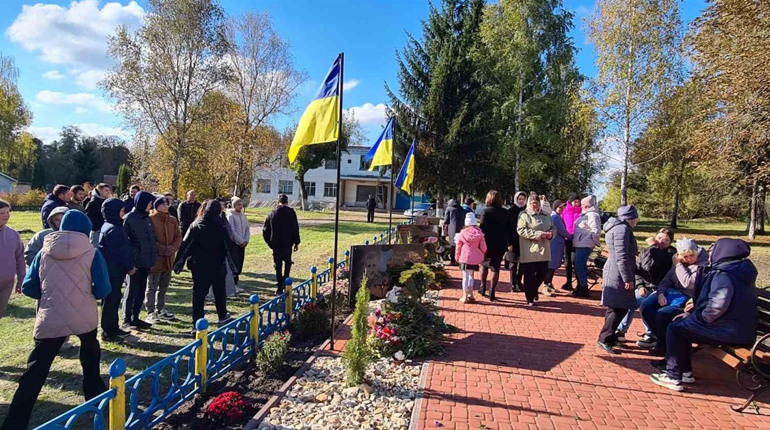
[0,209,399,428]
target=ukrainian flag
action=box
[365,116,394,171]
[395,139,416,194]
[288,56,341,163]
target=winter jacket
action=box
[507,201,526,257]
[675,239,758,345]
[262,205,300,251]
[226,209,250,246]
[443,200,468,245]
[0,224,25,289]
[99,198,134,279]
[150,211,182,272]
[572,206,601,249]
[41,194,67,229]
[455,226,487,265]
[480,206,513,253]
[85,189,107,232]
[25,229,54,266]
[549,212,572,270]
[600,217,639,309]
[67,200,85,213]
[656,248,709,298]
[123,196,135,213]
[636,245,677,287]
[123,191,159,269]
[516,202,555,264]
[175,200,236,273]
[561,203,581,235]
[22,210,111,339]
[179,201,202,234]
[366,197,377,211]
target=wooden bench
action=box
[703,288,770,412]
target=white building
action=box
[252,145,409,209]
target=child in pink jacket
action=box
[455,212,487,303]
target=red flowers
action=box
[206,391,250,422]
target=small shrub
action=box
[293,302,331,339]
[399,263,435,298]
[206,391,250,423]
[0,189,46,208]
[256,331,291,374]
[343,278,372,386]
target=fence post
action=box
[108,358,126,430]
[372,235,378,245]
[380,233,384,244]
[310,266,318,301]
[195,318,209,392]
[284,277,294,319]
[344,250,350,267]
[365,240,370,245]
[328,256,335,275]
[249,294,260,351]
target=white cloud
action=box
[42,70,65,80]
[74,107,90,114]
[343,79,360,91]
[28,123,131,143]
[75,69,107,90]
[36,90,114,113]
[27,126,60,143]
[6,0,144,68]
[345,103,388,125]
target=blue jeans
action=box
[618,289,652,334]
[641,294,684,351]
[574,247,592,290]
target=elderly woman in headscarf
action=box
[596,205,639,354]
[516,194,555,306]
[175,200,236,333]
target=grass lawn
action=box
[0,209,401,428]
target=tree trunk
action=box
[670,157,686,229]
[748,180,758,240]
[514,68,524,192]
[620,141,629,207]
[172,149,181,198]
[297,173,308,211]
[758,184,766,234]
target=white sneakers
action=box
[158,309,175,319]
[650,372,695,391]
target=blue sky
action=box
[0,0,707,192]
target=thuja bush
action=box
[293,301,331,339]
[399,263,436,298]
[256,331,291,375]
[343,278,372,386]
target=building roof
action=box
[0,172,17,183]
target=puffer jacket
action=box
[600,217,638,309]
[573,206,601,249]
[22,210,111,339]
[561,203,581,235]
[99,198,134,278]
[517,201,555,264]
[123,191,158,269]
[455,226,487,265]
[226,209,250,246]
[150,211,182,272]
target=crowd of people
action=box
[451,189,759,393]
[0,184,302,430]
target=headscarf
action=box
[514,191,527,208]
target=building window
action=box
[325,159,337,170]
[278,180,294,195]
[359,154,371,171]
[256,179,271,194]
[304,182,316,197]
[323,182,338,198]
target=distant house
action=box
[0,172,18,194]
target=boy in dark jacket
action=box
[85,183,112,247]
[263,194,300,294]
[123,191,158,329]
[40,184,69,229]
[99,198,136,341]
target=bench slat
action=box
[704,345,744,368]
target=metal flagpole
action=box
[388,118,395,243]
[330,52,344,351]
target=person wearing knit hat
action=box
[571,195,602,297]
[544,200,571,295]
[455,212,486,303]
[146,196,182,324]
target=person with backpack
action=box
[455,212,487,303]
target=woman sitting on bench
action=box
[650,238,758,391]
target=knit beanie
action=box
[552,200,565,210]
[465,212,477,226]
[567,192,579,203]
[154,196,168,209]
[617,205,639,221]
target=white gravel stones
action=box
[259,356,421,430]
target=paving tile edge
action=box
[243,313,354,430]
[408,360,431,430]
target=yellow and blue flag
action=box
[288,56,341,163]
[365,116,394,171]
[395,139,416,194]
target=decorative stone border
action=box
[408,361,431,430]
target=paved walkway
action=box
[415,266,770,430]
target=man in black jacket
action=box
[443,199,467,266]
[179,190,201,237]
[85,183,112,246]
[123,191,158,329]
[263,194,300,294]
[123,185,140,213]
[40,184,69,229]
[366,195,377,223]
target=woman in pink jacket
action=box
[455,212,487,303]
[560,193,582,290]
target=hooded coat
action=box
[455,226,487,265]
[85,189,107,233]
[41,193,67,229]
[175,200,236,273]
[123,191,159,269]
[674,239,758,345]
[572,197,602,249]
[22,210,111,339]
[517,199,555,264]
[600,217,638,309]
[549,212,572,270]
[99,198,134,278]
[443,200,467,245]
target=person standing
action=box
[596,205,640,354]
[174,200,235,332]
[146,197,182,324]
[544,200,572,295]
[263,194,300,294]
[99,198,135,342]
[506,191,527,292]
[41,184,69,229]
[517,194,555,306]
[227,197,250,287]
[124,185,140,213]
[85,183,112,247]
[123,191,158,329]
[443,199,467,266]
[25,206,69,266]
[560,193,581,290]
[67,185,87,212]
[455,212,486,303]
[0,200,25,319]
[179,190,201,237]
[1,210,111,430]
[479,190,512,301]
[164,192,179,220]
[571,196,602,298]
[461,197,475,213]
[366,194,377,223]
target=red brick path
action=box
[416,266,770,429]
